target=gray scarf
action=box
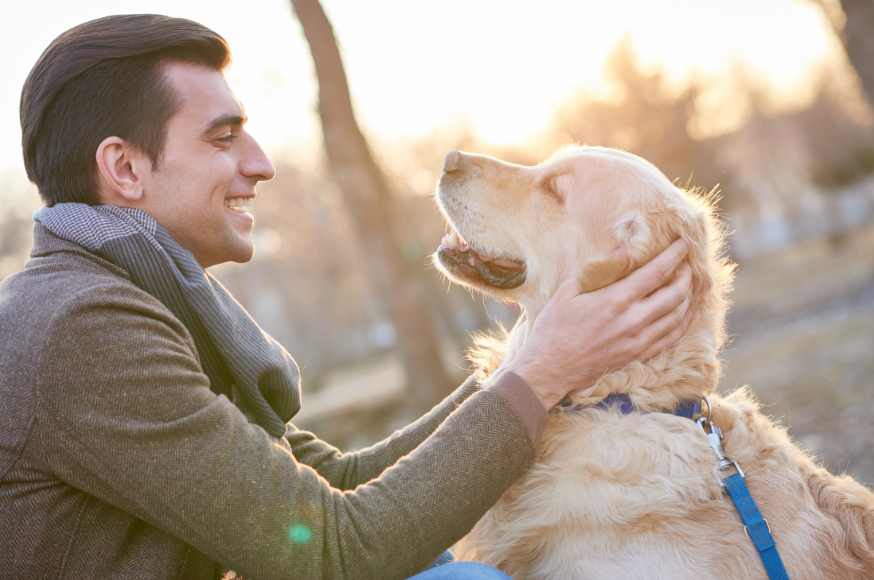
[34,203,301,438]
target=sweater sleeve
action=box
[32,282,540,580]
[287,371,549,491]
[285,375,481,490]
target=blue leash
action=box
[580,393,791,579]
[723,473,790,580]
[696,396,791,580]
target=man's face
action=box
[139,61,275,268]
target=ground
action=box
[719,225,874,485]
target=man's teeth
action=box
[224,198,252,212]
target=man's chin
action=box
[225,250,255,265]
[195,234,255,269]
[227,235,256,264]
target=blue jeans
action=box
[407,551,511,579]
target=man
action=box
[0,14,693,580]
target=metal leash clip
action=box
[696,395,745,480]
[696,399,790,579]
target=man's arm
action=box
[285,375,480,490]
[32,282,539,580]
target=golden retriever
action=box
[432,146,874,579]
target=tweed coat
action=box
[0,225,548,580]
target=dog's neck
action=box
[483,297,722,414]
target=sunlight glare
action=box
[0,0,846,173]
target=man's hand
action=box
[510,239,694,410]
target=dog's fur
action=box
[433,146,874,579]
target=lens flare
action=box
[287,523,312,544]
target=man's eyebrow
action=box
[202,113,248,135]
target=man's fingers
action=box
[630,260,694,362]
[635,262,692,326]
[621,238,689,301]
[639,287,691,344]
[637,310,694,362]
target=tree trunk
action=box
[828,0,874,108]
[290,0,453,412]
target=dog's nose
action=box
[443,151,462,173]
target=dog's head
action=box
[434,145,734,409]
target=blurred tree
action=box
[0,173,41,282]
[224,163,376,383]
[803,88,874,189]
[0,213,32,279]
[290,0,453,412]
[552,38,732,204]
[819,0,874,109]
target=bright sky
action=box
[0,0,842,183]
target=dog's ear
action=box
[578,214,650,293]
[657,198,715,300]
[578,196,717,296]
[577,251,635,293]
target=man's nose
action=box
[240,131,276,182]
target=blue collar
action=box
[562,392,701,419]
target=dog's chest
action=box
[529,411,721,520]
[473,411,753,579]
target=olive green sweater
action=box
[0,226,548,580]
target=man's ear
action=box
[95,137,148,204]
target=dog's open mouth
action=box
[436,231,526,290]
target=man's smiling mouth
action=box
[224,197,253,213]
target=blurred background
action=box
[2,0,873,484]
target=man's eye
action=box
[217,133,237,144]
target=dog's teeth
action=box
[457,233,470,252]
[442,231,472,251]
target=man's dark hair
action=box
[20,14,231,206]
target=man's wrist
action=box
[487,371,550,445]
[507,361,562,411]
